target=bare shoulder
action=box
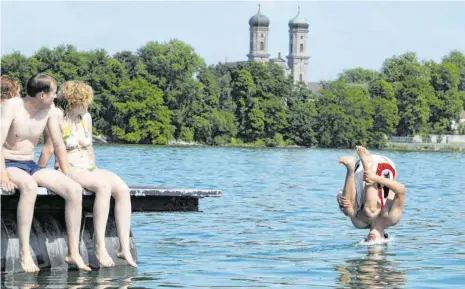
[83,112,92,119]
[0,98,23,121]
[49,105,64,119]
[82,112,92,122]
[1,97,22,110]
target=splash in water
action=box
[357,237,393,246]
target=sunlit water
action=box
[2,146,465,288]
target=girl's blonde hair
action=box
[57,80,93,107]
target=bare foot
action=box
[96,246,115,268]
[20,252,40,273]
[65,254,92,271]
[355,146,373,172]
[337,156,355,171]
[117,250,138,268]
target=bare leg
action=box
[94,169,137,267]
[32,169,91,271]
[363,184,381,218]
[355,146,379,216]
[69,167,115,268]
[337,156,357,217]
[6,168,40,273]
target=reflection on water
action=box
[1,266,143,289]
[335,246,407,289]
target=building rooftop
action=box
[249,5,270,27]
[288,7,309,29]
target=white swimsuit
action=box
[339,154,397,213]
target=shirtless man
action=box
[0,73,91,272]
[337,146,406,242]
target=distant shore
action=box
[384,142,465,152]
[92,137,465,152]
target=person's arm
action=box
[0,100,19,192]
[38,127,54,168]
[83,113,96,166]
[337,194,369,229]
[378,177,405,226]
[46,107,70,175]
[337,194,356,217]
[386,191,405,227]
[364,170,405,196]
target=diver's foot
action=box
[96,246,115,268]
[117,250,138,268]
[65,254,92,271]
[355,146,373,171]
[20,252,40,273]
[337,156,355,171]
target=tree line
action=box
[2,40,465,148]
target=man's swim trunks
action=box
[5,159,44,176]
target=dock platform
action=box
[1,186,223,272]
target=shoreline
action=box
[93,139,465,152]
[383,142,465,152]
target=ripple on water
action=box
[25,146,465,288]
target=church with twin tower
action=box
[247,5,310,84]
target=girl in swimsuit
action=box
[39,80,137,268]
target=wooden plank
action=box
[1,186,223,213]
[1,186,223,198]
[128,186,223,198]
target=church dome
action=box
[249,5,270,27]
[288,7,309,29]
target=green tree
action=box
[316,81,374,148]
[338,67,380,83]
[428,61,463,133]
[381,52,434,136]
[1,51,37,95]
[368,79,399,147]
[83,49,128,137]
[112,78,173,144]
[114,50,148,80]
[442,50,465,92]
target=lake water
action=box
[2,146,465,288]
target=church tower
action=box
[247,5,270,62]
[287,7,310,83]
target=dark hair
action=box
[26,73,56,97]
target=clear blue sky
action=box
[1,0,464,82]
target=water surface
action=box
[2,146,464,288]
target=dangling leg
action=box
[355,146,380,218]
[94,169,137,267]
[337,156,357,217]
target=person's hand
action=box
[1,173,18,193]
[363,170,379,184]
[337,194,352,209]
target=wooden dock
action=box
[1,186,223,272]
